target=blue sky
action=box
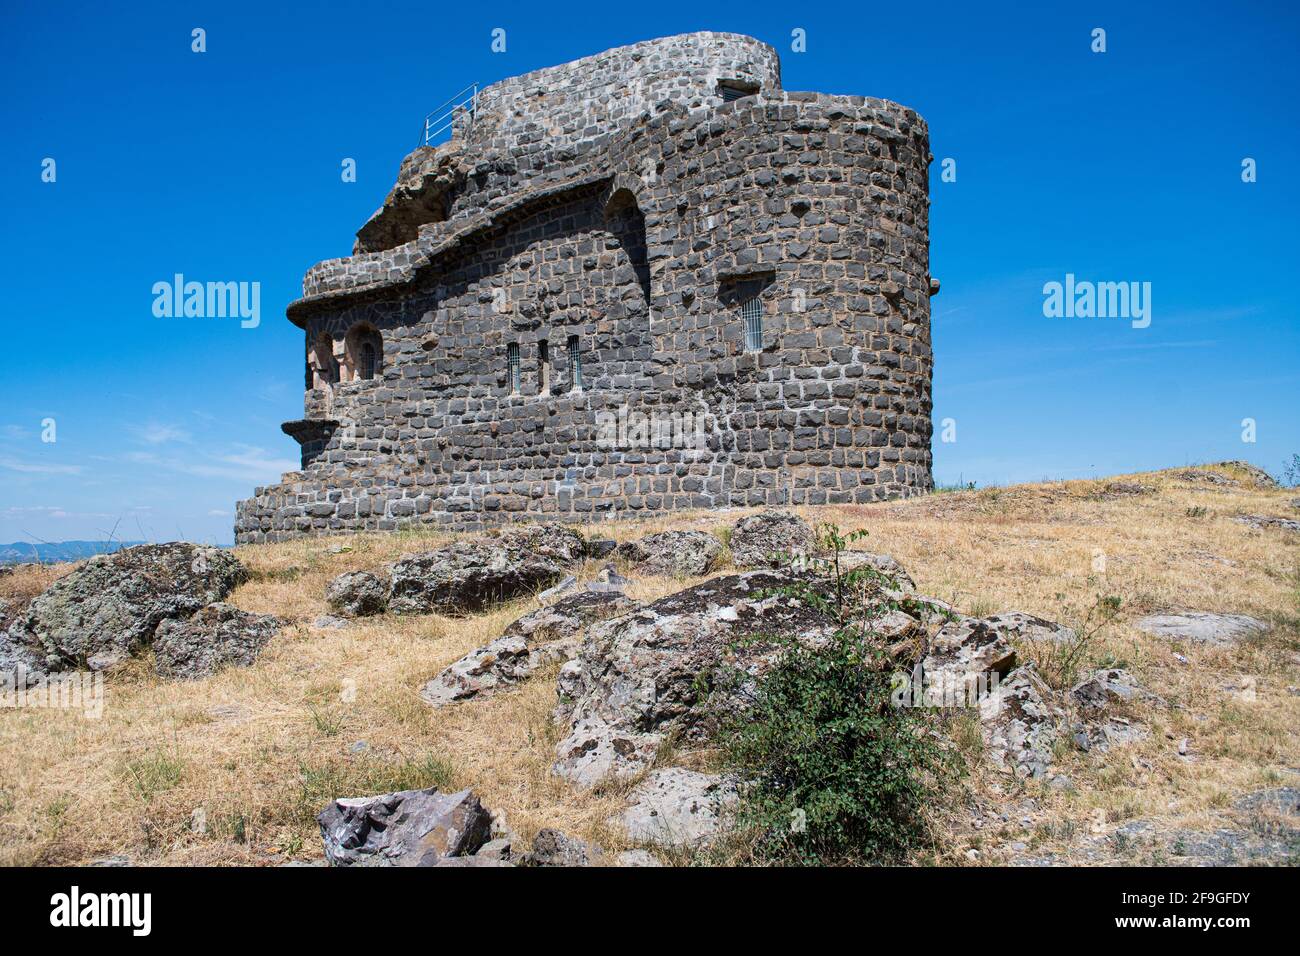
[1,0,1297,545]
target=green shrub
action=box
[718,525,963,865]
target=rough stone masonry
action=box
[235,32,936,543]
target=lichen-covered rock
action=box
[728,511,816,568]
[619,768,737,848]
[1070,668,1149,712]
[922,616,1019,693]
[325,570,389,617]
[837,551,916,592]
[1135,612,1268,646]
[982,611,1077,645]
[152,603,281,680]
[5,543,245,672]
[1234,514,1300,533]
[979,664,1061,778]
[521,829,604,867]
[317,787,492,867]
[617,530,721,576]
[388,526,582,615]
[553,570,839,787]
[421,590,638,706]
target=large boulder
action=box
[981,611,1077,645]
[325,570,389,617]
[5,543,245,672]
[553,570,839,787]
[388,524,583,615]
[619,768,737,848]
[421,590,638,706]
[153,603,281,680]
[317,787,492,867]
[617,530,721,577]
[729,511,816,568]
[1135,612,1268,646]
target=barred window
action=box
[742,296,763,351]
[567,335,583,392]
[507,342,521,393]
[718,81,756,103]
[359,343,377,381]
[538,340,550,395]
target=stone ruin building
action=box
[235,32,936,543]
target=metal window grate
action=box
[719,84,750,103]
[359,342,377,380]
[567,335,583,391]
[508,343,521,393]
[742,296,763,351]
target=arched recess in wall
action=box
[603,186,651,308]
[308,331,338,389]
[343,323,384,382]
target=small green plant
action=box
[123,742,185,804]
[308,704,345,737]
[716,524,964,866]
[1185,506,1208,518]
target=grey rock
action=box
[1233,787,1300,817]
[537,574,578,603]
[317,787,492,867]
[1070,668,1150,711]
[983,610,1077,645]
[1235,514,1300,533]
[1135,612,1268,646]
[836,551,916,592]
[522,828,603,866]
[729,510,816,568]
[616,849,663,867]
[4,543,244,673]
[153,603,281,680]
[312,614,350,630]
[388,529,579,616]
[617,530,722,577]
[421,589,637,706]
[979,664,1061,778]
[922,617,1018,693]
[325,570,389,617]
[554,570,838,786]
[585,539,618,559]
[619,768,738,848]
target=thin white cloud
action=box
[0,457,83,475]
[131,422,193,445]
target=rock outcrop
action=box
[3,543,245,674]
[152,603,281,680]
[388,524,585,615]
[553,570,838,786]
[317,787,493,867]
[421,590,637,706]
[978,664,1061,778]
[325,570,389,617]
[619,768,737,848]
[728,511,816,568]
[616,530,721,577]
[520,829,604,867]
[1135,612,1268,646]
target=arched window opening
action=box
[604,188,651,307]
[343,324,383,383]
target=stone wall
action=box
[235,34,934,543]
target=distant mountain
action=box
[0,540,147,565]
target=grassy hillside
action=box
[1,462,1296,866]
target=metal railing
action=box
[418,83,479,147]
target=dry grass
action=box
[1,463,1296,866]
